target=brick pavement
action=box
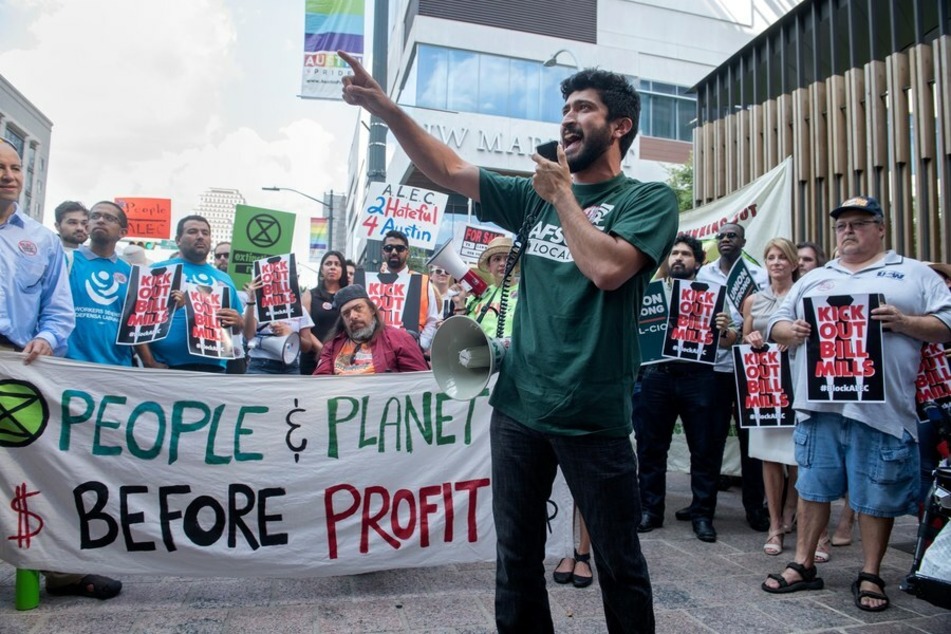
[1,471,948,633]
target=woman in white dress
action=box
[741,238,824,559]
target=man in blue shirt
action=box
[66,201,136,366]
[0,139,73,363]
[146,215,244,372]
[1,140,122,599]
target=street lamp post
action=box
[261,186,335,252]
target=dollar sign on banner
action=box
[8,483,43,548]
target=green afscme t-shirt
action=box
[478,169,678,436]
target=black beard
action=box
[669,265,694,280]
[565,124,613,173]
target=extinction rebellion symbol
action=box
[0,379,49,447]
[247,214,282,248]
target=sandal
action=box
[552,556,575,584]
[762,561,824,594]
[46,574,122,600]
[851,571,889,612]
[572,550,593,588]
[763,530,784,556]
[814,536,831,564]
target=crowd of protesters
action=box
[4,50,951,630]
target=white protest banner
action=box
[678,157,793,261]
[360,182,446,250]
[0,355,573,577]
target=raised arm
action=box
[339,51,481,201]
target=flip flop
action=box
[762,561,824,594]
[851,571,889,612]
[47,574,122,600]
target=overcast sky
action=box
[0,0,359,259]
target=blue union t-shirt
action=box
[148,258,243,369]
[66,245,134,366]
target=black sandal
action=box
[852,571,889,612]
[761,561,823,594]
[572,550,593,588]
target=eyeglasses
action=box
[383,245,408,253]
[90,211,121,224]
[834,219,880,233]
[430,267,447,275]
[214,252,230,259]
[715,231,740,241]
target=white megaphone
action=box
[249,332,301,365]
[427,241,489,298]
[430,315,506,400]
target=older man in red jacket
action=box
[314,284,429,375]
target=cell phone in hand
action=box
[536,141,559,162]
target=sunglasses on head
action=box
[383,245,408,253]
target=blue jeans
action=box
[491,410,654,633]
[633,364,722,520]
[714,371,765,514]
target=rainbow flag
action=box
[301,0,364,100]
[310,217,330,261]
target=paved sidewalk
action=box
[1,471,948,633]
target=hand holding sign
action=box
[871,302,908,333]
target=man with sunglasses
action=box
[696,223,770,532]
[381,229,439,351]
[65,201,136,367]
[763,195,951,612]
[341,53,678,633]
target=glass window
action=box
[448,49,479,113]
[402,44,695,139]
[3,128,25,157]
[417,46,449,111]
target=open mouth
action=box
[562,128,582,153]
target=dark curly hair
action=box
[672,233,705,264]
[561,69,641,155]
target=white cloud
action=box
[0,0,357,242]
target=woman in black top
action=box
[300,250,349,375]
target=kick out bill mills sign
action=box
[803,294,885,402]
[662,280,726,364]
[0,355,573,577]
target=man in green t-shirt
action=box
[341,51,678,634]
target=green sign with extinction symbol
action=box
[228,205,296,288]
[0,380,49,447]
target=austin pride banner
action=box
[301,0,365,100]
[0,354,573,577]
